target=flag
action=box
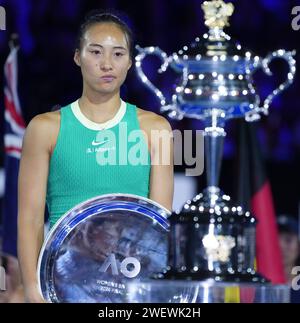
[2,45,25,257]
[236,120,285,284]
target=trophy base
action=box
[126,280,290,303]
[153,269,268,283]
[167,188,259,282]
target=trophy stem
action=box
[204,109,226,203]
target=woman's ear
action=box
[127,58,132,71]
[74,49,81,67]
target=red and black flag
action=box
[236,120,285,284]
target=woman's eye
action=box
[91,50,100,55]
[115,52,124,57]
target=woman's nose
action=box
[100,56,113,71]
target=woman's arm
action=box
[18,113,57,302]
[147,115,174,211]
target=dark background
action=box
[0,0,299,216]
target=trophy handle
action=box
[259,49,296,115]
[135,45,170,106]
[135,45,184,120]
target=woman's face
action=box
[279,232,300,267]
[74,22,132,95]
[80,220,120,261]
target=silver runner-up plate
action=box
[37,193,170,303]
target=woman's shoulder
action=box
[136,107,172,132]
[27,110,60,132]
[24,110,61,152]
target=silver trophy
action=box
[135,0,296,282]
[38,194,170,302]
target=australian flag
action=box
[2,46,25,257]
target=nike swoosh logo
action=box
[91,139,109,146]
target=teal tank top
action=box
[46,100,151,227]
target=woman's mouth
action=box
[100,75,116,82]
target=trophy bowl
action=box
[37,193,170,303]
[136,0,296,122]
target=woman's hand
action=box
[24,284,47,303]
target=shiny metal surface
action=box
[38,194,170,303]
[127,280,290,303]
[161,188,262,282]
[135,2,296,122]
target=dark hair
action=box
[76,10,134,58]
[277,214,299,236]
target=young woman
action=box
[18,11,174,303]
